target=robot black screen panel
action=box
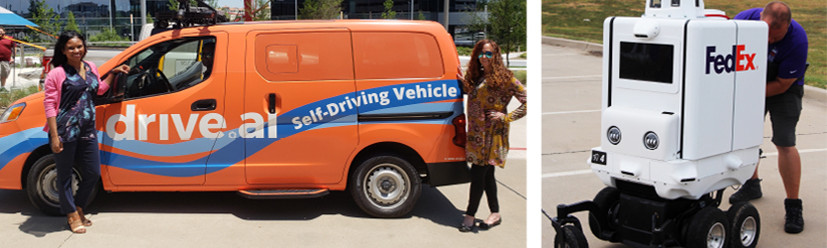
[619,42,674,84]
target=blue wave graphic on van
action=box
[100,80,463,177]
[0,128,48,172]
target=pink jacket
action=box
[42,61,109,132]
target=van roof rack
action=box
[153,0,229,31]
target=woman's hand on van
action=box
[112,64,130,74]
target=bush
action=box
[89,28,131,47]
[457,46,473,56]
[0,86,40,108]
[512,70,527,85]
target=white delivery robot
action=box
[551,1,767,247]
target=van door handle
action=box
[191,99,217,111]
[268,93,277,114]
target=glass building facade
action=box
[2,0,485,41]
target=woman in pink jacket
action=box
[43,31,128,234]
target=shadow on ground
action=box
[0,185,464,237]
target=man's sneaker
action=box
[729,178,762,204]
[785,198,804,234]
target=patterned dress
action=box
[464,77,527,168]
[56,63,100,143]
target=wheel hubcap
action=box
[365,163,409,208]
[37,164,80,208]
[707,222,726,248]
[739,216,757,246]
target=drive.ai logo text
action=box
[705,45,757,74]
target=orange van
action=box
[0,20,468,217]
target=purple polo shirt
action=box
[735,8,808,85]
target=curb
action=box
[542,36,603,56]
[804,85,827,103]
[542,36,827,101]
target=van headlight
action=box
[1,103,26,123]
[643,131,659,150]
[607,126,621,145]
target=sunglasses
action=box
[478,51,494,59]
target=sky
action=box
[216,0,244,9]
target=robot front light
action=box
[607,126,622,145]
[644,131,659,150]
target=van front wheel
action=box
[25,154,92,216]
[350,155,421,218]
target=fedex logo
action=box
[705,45,757,74]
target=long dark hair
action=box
[51,31,87,67]
[464,40,513,90]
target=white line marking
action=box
[542,169,592,178]
[543,75,602,80]
[763,148,827,157]
[543,110,601,115]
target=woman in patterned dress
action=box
[457,40,527,232]
[43,31,129,233]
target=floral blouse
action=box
[464,77,527,168]
[56,63,100,143]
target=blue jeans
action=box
[56,138,100,215]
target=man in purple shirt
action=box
[729,1,808,234]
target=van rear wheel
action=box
[350,155,421,218]
[25,154,92,216]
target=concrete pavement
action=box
[541,44,827,247]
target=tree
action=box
[89,28,128,42]
[168,0,180,11]
[27,0,60,42]
[147,13,154,23]
[300,0,343,20]
[65,12,80,33]
[487,0,525,67]
[381,0,396,19]
[252,0,271,20]
[241,0,271,21]
[417,10,426,20]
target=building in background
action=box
[3,0,487,42]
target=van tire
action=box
[25,154,95,216]
[350,155,421,218]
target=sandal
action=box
[458,215,475,232]
[458,223,474,232]
[479,218,502,230]
[77,207,92,226]
[67,213,87,234]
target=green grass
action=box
[0,86,40,109]
[513,70,527,84]
[543,0,826,89]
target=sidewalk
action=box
[2,67,41,90]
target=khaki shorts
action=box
[0,61,9,81]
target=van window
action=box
[123,37,216,99]
[352,32,443,79]
[254,31,353,82]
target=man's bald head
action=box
[761,1,792,43]
[761,1,792,29]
